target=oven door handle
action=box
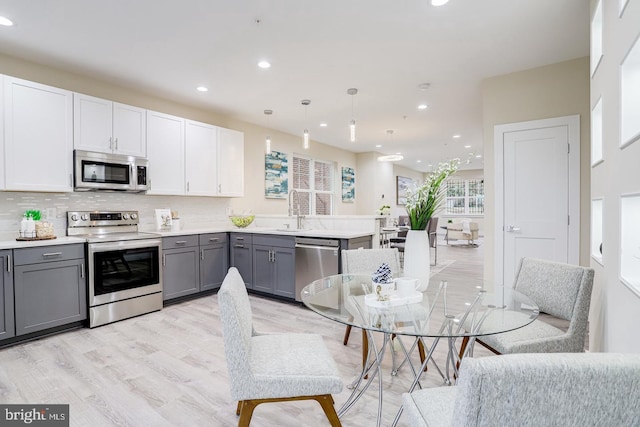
[88,239,162,252]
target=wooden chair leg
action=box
[417,339,428,372]
[237,400,257,427]
[314,394,342,427]
[236,401,242,415]
[343,324,352,345]
[362,329,369,379]
[237,395,342,427]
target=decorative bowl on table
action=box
[229,214,255,228]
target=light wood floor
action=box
[0,241,490,426]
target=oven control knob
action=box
[81,214,89,221]
[70,214,79,221]
[131,213,138,220]
[122,213,130,220]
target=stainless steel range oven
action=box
[67,210,162,328]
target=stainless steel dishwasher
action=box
[294,237,340,301]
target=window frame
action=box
[444,178,484,216]
[292,154,334,215]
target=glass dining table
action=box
[301,271,539,427]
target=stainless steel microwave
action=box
[74,150,149,192]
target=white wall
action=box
[481,57,591,283]
[589,0,640,353]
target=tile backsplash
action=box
[0,191,232,240]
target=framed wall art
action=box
[265,150,288,199]
[396,176,413,205]
[342,166,355,202]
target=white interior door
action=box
[495,116,580,287]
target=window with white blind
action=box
[445,179,484,215]
[292,155,334,215]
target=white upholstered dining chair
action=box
[459,257,595,357]
[218,267,343,426]
[341,248,429,372]
[402,353,640,426]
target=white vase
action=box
[403,230,431,292]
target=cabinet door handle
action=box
[80,263,85,279]
[218,184,222,193]
[201,249,204,260]
[109,136,113,150]
[187,182,190,193]
[162,254,166,266]
[7,254,10,273]
[233,244,244,248]
[209,237,219,242]
[236,237,245,241]
[175,241,187,246]
[114,137,118,150]
[42,252,63,258]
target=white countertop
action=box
[0,227,373,250]
[0,236,86,250]
[154,226,373,240]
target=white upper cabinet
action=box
[217,127,244,197]
[3,76,73,192]
[146,110,185,195]
[74,93,146,157]
[185,120,218,196]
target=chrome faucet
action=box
[288,189,305,229]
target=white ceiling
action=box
[0,0,589,172]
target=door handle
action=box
[80,263,85,279]
[201,249,204,260]
[505,225,521,232]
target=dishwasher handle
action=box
[295,237,339,248]
[295,243,339,251]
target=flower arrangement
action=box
[405,158,460,230]
[377,205,391,216]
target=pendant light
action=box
[264,109,273,155]
[377,130,404,162]
[347,88,358,142]
[301,99,311,149]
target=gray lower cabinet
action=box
[0,250,15,340]
[199,233,228,291]
[252,235,295,299]
[13,244,87,336]
[162,235,200,300]
[229,233,253,288]
[163,233,229,301]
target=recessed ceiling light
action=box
[431,0,449,5]
[464,145,471,148]
[0,16,13,26]
[468,152,474,156]
[196,86,208,92]
[416,160,422,163]
[319,122,328,127]
[257,60,271,69]
[475,154,482,158]
[453,134,461,138]
[375,144,382,148]
[417,104,428,110]
[418,83,431,91]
